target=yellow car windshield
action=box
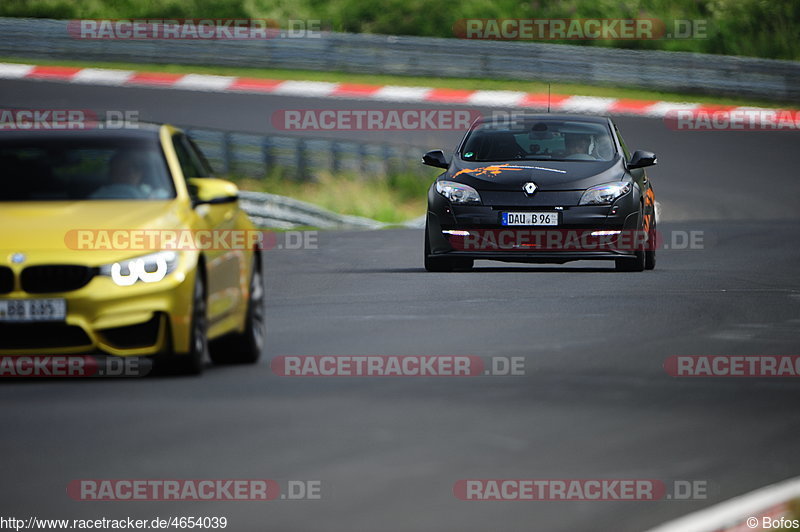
[0,138,176,201]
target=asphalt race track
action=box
[1,78,800,531]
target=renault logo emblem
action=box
[10,252,26,264]
[523,182,537,195]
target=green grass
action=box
[230,170,432,224]
[1,56,795,109]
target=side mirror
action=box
[188,178,239,206]
[628,150,657,169]
[422,149,449,169]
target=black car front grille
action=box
[0,267,13,294]
[20,265,95,294]
[0,322,92,350]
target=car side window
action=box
[614,125,632,160]
[172,133,205,179]
[186,136,214,176]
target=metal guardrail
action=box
[184,128,429,229]
[0,18,798,102]
[185,128,429,180]
[238,190,417,229]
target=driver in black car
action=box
[564,133,593,159]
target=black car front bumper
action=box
[426,185,645,263]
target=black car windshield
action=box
[0,137,175,201]
[461,120,617,162]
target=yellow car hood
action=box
[0,200,191,265]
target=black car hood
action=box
[443,157,626,191]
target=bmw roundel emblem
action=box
[10,252,26,264]
[523,182,537,195]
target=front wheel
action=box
[615,208,649,272]
[615,252,645,272]
[424,224,473,272]
[644,218,656,271]
[210,255,265,364]
[425,255,473,272]
[163,273,208,375]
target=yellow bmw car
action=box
[0,123,264,374]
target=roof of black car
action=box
[476,114,610,124]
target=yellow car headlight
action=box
[99,251,179,286]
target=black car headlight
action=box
[579,182,632,206]
[436,180,481,204]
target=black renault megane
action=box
[423,114,658,272]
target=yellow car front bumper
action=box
[0,256,198,357]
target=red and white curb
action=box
[0,62,785,118]
[645,476,800,532]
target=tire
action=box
[164,272,209,375]
[615,251,645,272]
[424,225,473,272]
[426,255,473,272]
[210,255,265,365]
[425,252,458,272]
[615,212,646,272]
[644,218,656,271]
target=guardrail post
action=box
[382,145,392,177]
[330,141,341,174]
[358,143,368,177]
[295,138,307,180]
[222,132,234,175]
[261,136,273,176]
